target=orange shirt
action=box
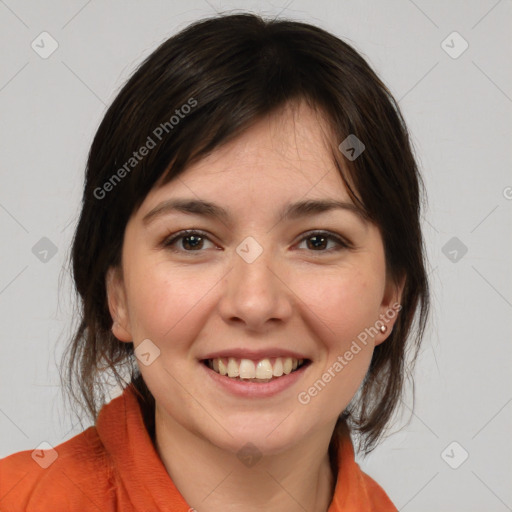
[0,384,397,511]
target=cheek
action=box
[299,266,384,347]
[295,271,380,418]
[124,258,214,342]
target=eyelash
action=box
[161,229,351,255]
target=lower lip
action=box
[200,361,310,398]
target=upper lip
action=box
[200,348,310,361]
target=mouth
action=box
[201,356,311,383]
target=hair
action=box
[61,12,429,462]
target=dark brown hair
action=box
[61,13,429,457]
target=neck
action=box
[154,405,337,512]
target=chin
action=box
[204,415,310,458]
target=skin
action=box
[106,101,403,512]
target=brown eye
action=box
[163,230,215,252]
[297,231,350,252]
[161,229,350,255]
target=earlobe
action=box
[374,323,392,347]
[105,266,132,343]
[375,273,405,346]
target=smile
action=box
[203,357,310,382]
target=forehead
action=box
[143,102,352,210]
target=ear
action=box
[105,266,132,343]
[374,272,405,347]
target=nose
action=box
[217,240,293,332]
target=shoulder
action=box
[0,426,116,512]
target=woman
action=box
[0,13,429,511]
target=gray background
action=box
[1,1,511,510]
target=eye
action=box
[161,229,351,255]
[162,230,217,253]
[296,231,350,253]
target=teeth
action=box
[255,359,273,379]
[273,358,283,377]
[218,358,227,376]
[239,359,256,379]
[283,358,293,375]
[227,357,239,378]
[207,356,306,380]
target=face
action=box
[106,102,402,456]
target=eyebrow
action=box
[142,197,368,227]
